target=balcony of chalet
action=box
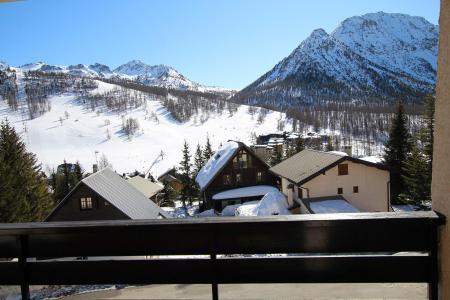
[1,0,450,299]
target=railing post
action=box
[211,253,219,300]
[19,235,30,300]
[428,224,438,300]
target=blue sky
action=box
[0,0,440,89]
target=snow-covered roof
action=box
[212,185,279,200]
[302,196,359,214]
[328,151,348,156]
[127,176,164,199]
[195,141,240,191]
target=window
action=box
[298,187,303,199]
[338,164,348,176]
[236,173,242,184]
[223,174,232,186]
[80,197,93,210]
[256,171,263,182]
[353,186,359,193]
[233,151,252,169]
[337,188,343,194]
[104,201,110,206]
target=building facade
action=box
[196,141,278,211]
[270,150,390,213]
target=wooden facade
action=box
[202,144,278,211]
[46,182,129,222]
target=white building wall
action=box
[300,161,390,212]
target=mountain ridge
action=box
[233,11,438,108]
[8,60,231,94]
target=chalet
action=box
[196,141,278,211]
[269,149,390,213]
[157,168,184,193]
[46,168,170,221]
[127,176,164,202]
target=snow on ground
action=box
[392,204,419,212]
[309,199,360,213]
[162,201,200,218]
[1,80,289,176]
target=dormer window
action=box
[233,150,252,169]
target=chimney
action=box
[343,145,352,157]
[93,164,98,173]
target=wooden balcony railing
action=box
[0,211,444,300]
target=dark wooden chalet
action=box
[46,168,170,222]
[196,141,278,211]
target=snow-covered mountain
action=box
[113,60,204,91]
[233,12,438,108]
[14,60,230,93]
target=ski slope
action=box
[1,80,289,177]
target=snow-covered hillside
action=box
[1,77,288,177]
[234,12,438,107]
[13,60,231,94]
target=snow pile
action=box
[359,156,383,164]
[162,201,199,218]
[392,204,419,212]
[235,201,260,216]
[221,204,241,216]
[235,191,290,216]
[212,185,279,200]
[309,199,359,213]
[197,209,218,217]
[196,141,239,190]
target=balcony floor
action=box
[61,283,427,299]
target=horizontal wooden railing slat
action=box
[0,255,430,285]
[0,212,442,257]
[0,211,444,300]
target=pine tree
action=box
[270,145,284,166]
[418,95,435,166]
[159,181,176,207]
[285,144,297,158]
[203,136,214,162]
[75,161,83,182]
[50,161,84,203]
[401,143,430,208]
[295,137,305,153]
[179,140,192,207]
[326,136,334,151]
[383,101,412,203]
[194,143,204,175]
[0,120,53,222]
[401,95,435,208]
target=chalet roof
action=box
[82,168,170,219]
[127,176,164,199]
[47,168,170,220]
[195,141,271,192]
[195,141,240,191]
[269,149,388,185]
